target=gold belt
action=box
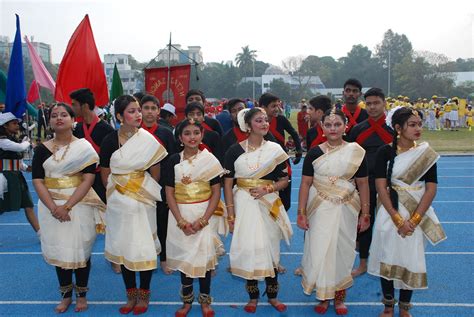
[392,185,423,191]
[44,175,82,189]
[236,178,273,189]
[317,190,355,205]
[114,171,145,195]
[175,181,211,204]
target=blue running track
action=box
[0,155,473,316]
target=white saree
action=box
[166,149,225,278]
[104,129,167,271]
[301,143,366,300]
[39,139,105,269]
[229,141,293,280]
[368,142,446,289]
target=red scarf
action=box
[141,122,165,146]
[233,126,249,142]
[201,121,213,132]
[82,114,100,154]
[310,124,327,149]
[269,117,285,144]
[356,115,393,145]
[342,104,362,133]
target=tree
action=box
[235,46,257,77]
[195,62,239,98]
[375,29,413,67]
[268,78,291,102]
[300,55,340,88]
[338,44,385,88]
[282,55,314,101]
[236,81,262,99]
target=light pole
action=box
[252,59,255,101]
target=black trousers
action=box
[381,278,413,304]
[357,176,376,259]
[121,266,153,290]
[246,269,279,300]
[180,271,211,300]
[55,259,91,298]
[156,201,169,262]
[37,122,47,139]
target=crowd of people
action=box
[0,79,448,317]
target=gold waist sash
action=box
[236,178,273,189]
[114,171,145,195]
[392,185,423,191]
[175,181,211,204]
[45,175,82,189]
[313,179,355,205]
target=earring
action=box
[343,132,346,136]
[180,142,184,146]
[396,134,400,139]
[322,133,325,137]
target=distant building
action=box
[156,44,203,65]
[242,65,326,95]
[0,36,52,64]
[104,54,143,95]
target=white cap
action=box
[0,112,21,126]
[161,103,176,117]
[94,107,105,117]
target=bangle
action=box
[362,203,370,207]
[265,184,275,193]
[199,217,209,228]
[297,208,306,215]
[225,204,234,208]
[64,205,73,211]
[361,213,371,218]
[177,218,188,230]
[227,215,235,222]
[391,212,405,229]
[408,212,422,227]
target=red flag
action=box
[54,15,108,106]
[27,80,39,103]
[145,65,191,121]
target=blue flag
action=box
[5,15,27,118]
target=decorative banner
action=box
[27,80,39,103]
[145,64,191,121]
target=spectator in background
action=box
[0,103,5,113]
[159,103,177,132]
[36,102,49,141]
[215,101,233,134]
[297,104,309,140]
[285,102,292,119]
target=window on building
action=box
[264,83,269,88]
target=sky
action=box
[1,0,473,66]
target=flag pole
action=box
[166,33,171,103]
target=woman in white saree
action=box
[368,107,445,317]
[224,108,293,314]
[33,104,105,314]
[100,95,167,315]
[164,119,224,317]
[297,108,370,316]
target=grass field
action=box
[288,110,473,153]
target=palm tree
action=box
[235,45,257,76]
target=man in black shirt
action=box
[70,88,114,204]
[341,78,368,137]
[139,94,176,274]
[186,89,223,136]
[348,88,393,277]
[306,95,332,151]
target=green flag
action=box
[110,63,123,101]
[0,69,7,103]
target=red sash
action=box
[201,122,213,132]
[269,117,285,145]
[356,115,393,145]
[342,105,362,133]
[141,122,165,146]
[82,115,100,154]
[198,142,211,152]
[310,124,327,149]
[233,126,249,142]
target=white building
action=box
[156,44,203,65]
[259,65,326,94]
[0,35,52,64]
[104,54,143,95]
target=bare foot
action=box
[379,307,394,317]
[176,303,192,316]
[351,259,367,277]
[399,309,412,317]
[111,262,121,274]
[55,297,72,313]
[74,297,88,312]
[294,267,303,276]
[277,264,286,274]
[160,261,172,275]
